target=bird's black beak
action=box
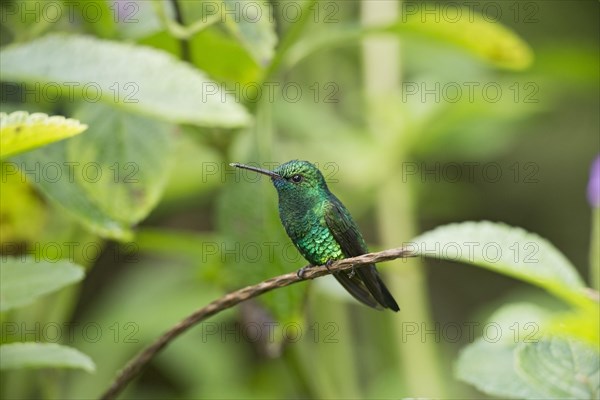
[230,163,281,179]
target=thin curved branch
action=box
[99,246,413,400]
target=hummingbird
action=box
[230,160,399,311]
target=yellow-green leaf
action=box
[546,303,600,347]
[382,8,533,70]
[286,10,533,71]
[0,111,87,159]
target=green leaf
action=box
[286,11,532,71]
[0,343,95,372]
[188,28,262,85]
[456,339,548,399]
[68,103,174,225]
[382,8,533,70]
[516,337,600,399]
[15,103,175,241]
[458,334,600,399]
[14,141,131,240]
[455,302,550,399]
[222,0,277,66]
[411,221,586,304]
[0,33,250,128]
[0,257,84,312]
[0,111,87,159]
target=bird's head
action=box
[230,160,329,203]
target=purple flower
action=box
[588,155,600,208]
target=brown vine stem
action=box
[99,246,414,400]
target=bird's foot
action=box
[325,260,334,273]
[297,265,312,279]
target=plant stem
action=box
[361,0,445,397]
[591,208,599,290]
[262,0,318,82]
[168,0,190,61]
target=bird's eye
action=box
[291,174,303,183]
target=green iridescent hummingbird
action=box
[231,160,399,311]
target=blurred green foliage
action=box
[0,1,598,399]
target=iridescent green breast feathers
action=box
[230,160,399,312]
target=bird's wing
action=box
[323,197,369,256]
[324,197,398,311]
